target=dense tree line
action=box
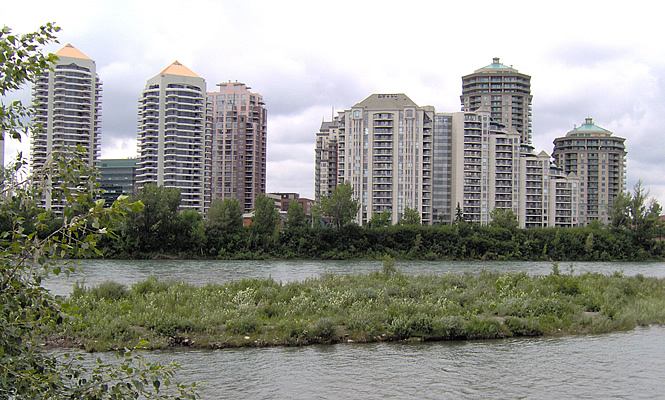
[90,183,665,261]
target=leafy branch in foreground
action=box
[1,23,198,399]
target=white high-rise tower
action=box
[135,61,209,213]
[30,44,102,211]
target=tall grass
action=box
[41,268,665,352]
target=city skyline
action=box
[3,0,664,207]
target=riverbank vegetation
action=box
[5,180,663,263]
[40,260,665,352]
[99,214,665,262]
[87,182,664,261]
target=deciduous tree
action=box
[398,207,421,226]
[317,181,360,228]
[610,181,663,245]
[121,183,181,253]
[251,194,280,235]
[367,210,391,228]
[207,197,243,234]
[284,200,308,230]
[489,208,519,230]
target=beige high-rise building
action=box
[449,106,522,225]
[518,149,580,228]
[207,81,266,212]
[135,61,209,213]
[552,118,626,226]
[315,120,339,203]
[30,44,102,212]
[448,106,579,228]
[334,94,438,225]
[461,58,533,145]
[315,93,578,228]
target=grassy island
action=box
[40,261,665,352]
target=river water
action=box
[44,259,665,297]
[45,260,665,399]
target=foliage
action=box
[0,23,59,141]
[316,181,360,228]
[45,269,665,350]
[174,209,206,256]
[284,200,308,231]
[398,207,421,226]
[367,210,391,228]
[119,183,180,254]
[206,197,243,234]
[251,194,280,236]
[489,208,519,230]
[454,202,465,223]
[96,207,664,261]
[610,180,663,246]
[0,24,197,399]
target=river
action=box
[44,259,665,297]
[45,260,665,399]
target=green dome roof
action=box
[479,57,517,71]
[569,117,612,136]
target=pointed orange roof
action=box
[159,61,201,78]
[55,43,91,60]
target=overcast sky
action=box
[4,0,665,206]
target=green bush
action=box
[503,316,543,336]
[89,280,129,301]
[132,276,174,295]
[225,314,262,335]
[310,318,338,342]
[44,270,665,351]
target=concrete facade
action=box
[207,81,267,212]
[552,118,626,226]
[30,44,102,211]
[314,120,339,203]
[135,61,209,213]
[461,58,533,145]
[334,94,438,226]
[315,94,580,228]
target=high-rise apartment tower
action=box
[30,44,102,211]
[552,118,626,226]
[315,120,339,203]
[461,58,533,145]
[207,81,267,212]
[316,94,579,228]
[333,94,442,226]
[135,61,209,213]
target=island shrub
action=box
[132,275,174,295]
[310,318,338,342]
[503,316,543,336]
[79,280,129,301]
[431,316,467,340]
[43,266,665,351]
[465,317,509,339]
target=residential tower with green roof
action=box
[552,118,627,225]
